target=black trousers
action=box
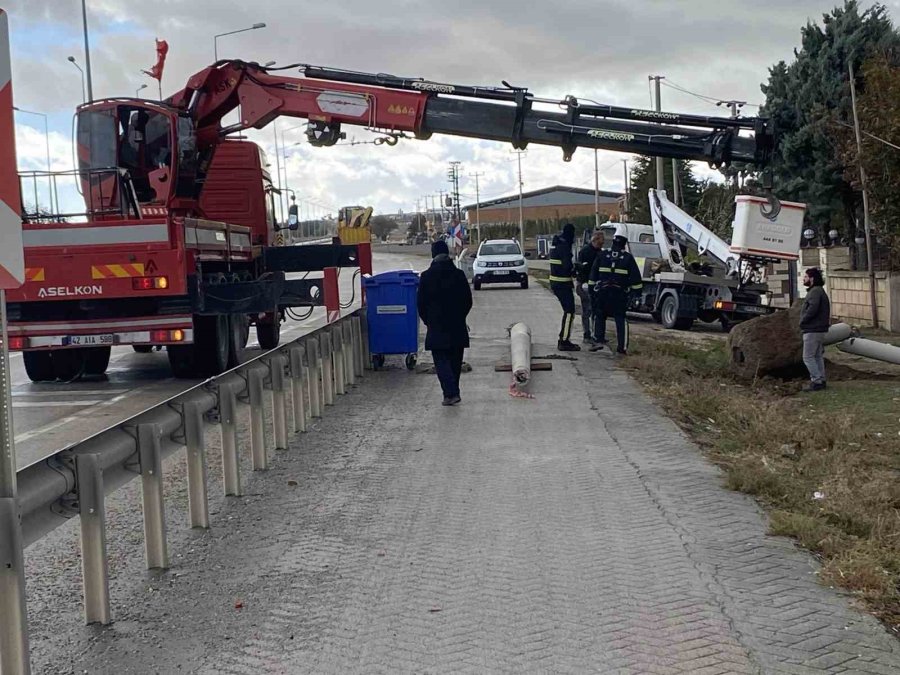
[551,282,576,342]
[594,287,629,352]
[432,347,464,398]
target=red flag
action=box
[142,39,169,81]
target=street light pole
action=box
[135,83,147,98]
[214,23,266,61]
[13,106,57,215]
[80,0,94,101]
[67,56,86,103]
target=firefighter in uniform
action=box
[549,223,580,351]
[589,225,642,355]
[576,229,605,344]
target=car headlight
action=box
[514,259,525,266]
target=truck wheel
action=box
[133,345,153,354]
[520,277,529,289]
[257,318,281,350]
[473,279,481,290]
[52,349,86,382]
[195,314,230,376]
[83,346,111,376]
[227,314,250,368]
[660,294,695,331]
[720,317,734,333]
[167,345,197,379]
[23,351,54,382]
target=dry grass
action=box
[622,335,900,634]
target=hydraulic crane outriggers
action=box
[7,59,778,381]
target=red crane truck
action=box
[5,59,776,382]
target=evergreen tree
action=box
[626,156,703,224]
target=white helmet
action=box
[613,224,628,243]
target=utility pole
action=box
[717,99,746,188]
[437,190,446,231]
[622,159,629,222]
[81,0,94,101]
[469,172,484,246]
[672,158,680,207]
[649,75,665,191]
[513,150,526,245]
[594,149,601,229]
[272,124,284,225]
[849,60,879,329]
[447,161,462,223]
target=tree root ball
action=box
[727,301,804,379]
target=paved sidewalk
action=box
[65,279,899,674]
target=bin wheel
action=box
[372,354,385,370]
[405,354,417,370]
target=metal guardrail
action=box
[0,310,370,673]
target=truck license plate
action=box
[68,334,114,346]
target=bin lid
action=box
[363,270,420,287]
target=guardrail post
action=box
[342,321,356,387]
[184,401,209,529]
[320,332,335,406]
[75,453,111,625]
[351,315,364,379]
[271,355,288,451]
[0,497,30,675]
[333,327,347,396]
[360,311,371,370]
[289,346,307,433]
[248,368,268,470]
[307,339,323,418]
[218,383,241,497]
[137,424,168,570]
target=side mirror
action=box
[288,204,299,231]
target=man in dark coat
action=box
[417,240,473,405]
[799,267,831,392]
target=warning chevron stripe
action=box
[91,263,145,279]
[25,267,44,282]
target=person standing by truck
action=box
[549,223,580,351]
[589,226,642,355]
[576,230,605,344]
[799,267,831,392]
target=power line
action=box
[661,79,763,109]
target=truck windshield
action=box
[480,243,521,255]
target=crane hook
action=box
[759,191,782,221]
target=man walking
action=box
[589,225,642,355]
[417,240,473,406]
[576,230,605,345]
[800,267,831,392]
[549,223,580,351]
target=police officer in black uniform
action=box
[576,229,605,344]
[589,225,642,355]
[549,223,580,351]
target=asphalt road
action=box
[9,251,423,469]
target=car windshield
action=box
[480,243,521,256]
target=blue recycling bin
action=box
[363,270,420,370]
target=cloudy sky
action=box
[5,0,900,220]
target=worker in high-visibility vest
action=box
[549,223,580,352]
[588,225,642,355]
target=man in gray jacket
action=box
[799,267,831,391]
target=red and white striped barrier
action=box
[0,8,23,290]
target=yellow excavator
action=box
[337,205,373,244]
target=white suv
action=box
[472,239,528,290]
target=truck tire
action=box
[227,314,250,368]
[23,351,54,382]
[52,349,86,382]
[195,314,230,376]
[83,346,111,376]
[660,294,695,331]
[257,318,281,351]
[167,345,197,379]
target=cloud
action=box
[4,0,895,215]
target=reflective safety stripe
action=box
[549,275,572,283]
[549,259,562,264]
[631,284,643,290]
[614,268,629,274]
[595,267,613,273]
[588,280,596,285]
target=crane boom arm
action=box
[169,60,775,166]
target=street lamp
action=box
[135,83,147,98]
[80,0,94,101]
[12,106,57,215]
[67,56,86,104]
[214,23,266,61]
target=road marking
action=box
[13,387,151,444]
[13,400,102,408]
[12,389,131,397]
